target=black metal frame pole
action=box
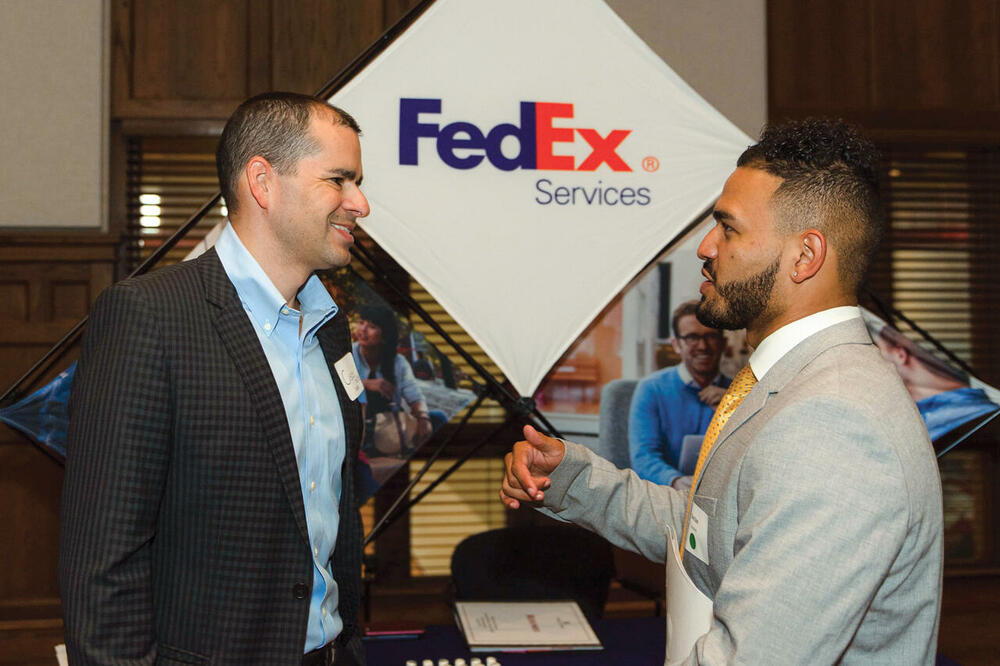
[395,411,515,521]
[862,285,979,378]
[364,390,487,547]
[348,242,562,436]
[936,409,1000,459]
[314,0,437,101]
[365,408,518,549]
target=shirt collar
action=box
[676,360,723,388]
[749,306,861,380]
[214,222,338,337]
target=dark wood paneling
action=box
[383,0,425,33]
[131,0,250,101]
[768,0,1000,138]
[0,283,28,321]
[871,0,1000,110]
[112,0,419,119]
[271,0,385,95]
[0,445,63,601]
[768,0,873,113]
[113,0,253,118]
[0,236,116,622]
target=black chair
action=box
[450,524,615,622]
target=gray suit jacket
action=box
[543,318,943,664]
[59,250,365,665]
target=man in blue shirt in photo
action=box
[873,319,999,441]
[629,299,732,491]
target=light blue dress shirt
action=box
[215,223,346,652]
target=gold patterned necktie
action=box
[680,364,758,557]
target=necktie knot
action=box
[713,364,757,423]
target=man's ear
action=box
[670,337,682,356]
[885,343,909,368]
[790,229,827,283]
[245,157,274,211]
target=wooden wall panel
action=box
[0,283,29,321]
[768,0,1000,139]
[871,0,1000,110]
[0,236,116,622]
[130,0,251,101]
[113,0,423,119]
[111,0,253,118]
[270,0,386,95]
[767,0,872,113]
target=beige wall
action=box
[606,0,767,137]
[0,0,107,229]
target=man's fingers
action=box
[502,445,547,503]
[509,448,544,500]
[500,432,561,510]
[499,488,521,510]
[523,424,558,451]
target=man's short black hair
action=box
[737,118,883,293]
[216,92,361,214]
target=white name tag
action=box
[334,352,364,401]
[684,501,710,566]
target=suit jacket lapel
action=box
[198,249,311,545]
[697,318,874,477]
[316,310,363,477]
[316,308,364,634]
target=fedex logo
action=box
[399,98,632,172]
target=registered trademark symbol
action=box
[642,156,660,172]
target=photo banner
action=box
[320,268,476,502]
[330,0,751,396]
[861,308,1000,446]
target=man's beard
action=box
[697,256,781,331]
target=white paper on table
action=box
[665,524,714,665]
[454,600,601,650]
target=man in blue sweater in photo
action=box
[628,300,732,491]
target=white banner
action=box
[331,0,751,396]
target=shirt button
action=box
[264,322,271,331]
[322,606,327,617]
[314,547,319,556]
[310,481,316,492]
[282,307,290,315]
[310,416,315,426]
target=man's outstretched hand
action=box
[500,425,566,509]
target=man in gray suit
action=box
[502,119,943,664]
[60,93,370,664]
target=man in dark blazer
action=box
[59,92,371,665]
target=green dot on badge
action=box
[689,533,696,549]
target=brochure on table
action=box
[454,600,602,652]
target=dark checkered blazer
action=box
[59,249,365,665]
